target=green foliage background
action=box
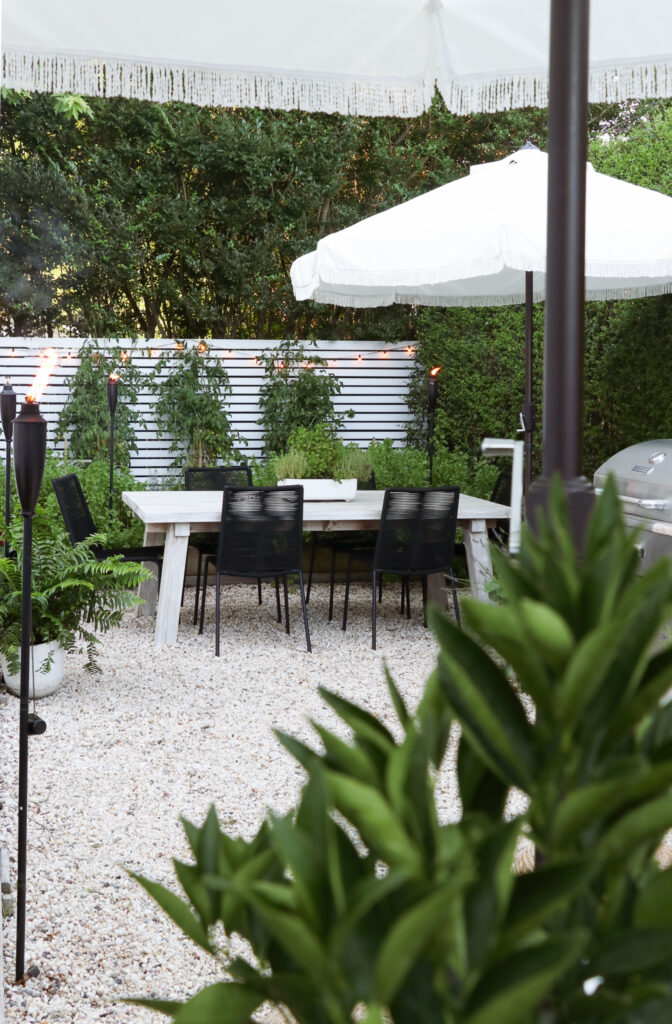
[4,91,672,477]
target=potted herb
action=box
[0,512,149,697]
[274,423,372,500]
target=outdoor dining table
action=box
[122,489,511,645]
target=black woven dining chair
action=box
[199,485,311,654]
[185,464,262,624]
[341,486,461,649]
[52,474,164,585]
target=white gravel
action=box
[1,582,462,1023]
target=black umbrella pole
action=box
[522,271,536,495]
[15,511,33,981]
[527,0,595,544]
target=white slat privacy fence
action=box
[0,339,416,482]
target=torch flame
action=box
[430,366,441,377]
[109,372,120,382]
[26,347,59,403]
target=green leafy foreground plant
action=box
[129,478,672,1023]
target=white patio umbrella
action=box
[291,144,672,488]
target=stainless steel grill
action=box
[594,440,672,570]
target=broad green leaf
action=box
[319,687,396,753]
[553,761,672,846]
[275,730,320,773]
[326,771,423,875]
[173,982,262,1023]
[634,868,672,928]
[503,861,594,942]
[461,598,553,719]
[268,810,323,929]
[311,721,380,786]
[457,735,509,821]
[241,898,335,989]
[556,620,627,724]
[128,871,213,953]
[609,646,672,743]
[464,820,520,970]
[598,796,672,860]
[431,608,536,791]
[384,663,410,727]
[591,928,672,976]
[376,880,466,1004]
[173,859,218,928]
[463,932,588,1024]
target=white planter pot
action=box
[278,478,358,501]
[0,640,65,699]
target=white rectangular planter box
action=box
[278,478,358,501]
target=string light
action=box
[379,350,390,359]
[175,341,185,351]
[356,354,363,363]
[197,342,208,354]
[120,351,129,364]
[11,349,17,358]
[406,346,415,356]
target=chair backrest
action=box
[374,486,460,574]
[52,474,98,546]
[185,464,252,490]
[216,485,304,578]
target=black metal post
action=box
[426,370,439,485]
[106,376,119,512]
[522,271,536,495]
[13,399,48,982]
[1,378,17,557]
[527,0,595,542]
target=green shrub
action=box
[57,342,142,464]
[274,424,372,482]
[151,345,244,469]
[257,340,352,457]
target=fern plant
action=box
[0,510,149,674]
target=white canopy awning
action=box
[3,0,672,117]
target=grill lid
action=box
[593,440,672,521]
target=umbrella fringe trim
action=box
[2,50,433,116]
[299,282,672,309]
[6,51,672,116]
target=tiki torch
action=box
[107,373,119,512]
[14,347,57,982]
[1,378,17,557]
[426,366,441,485]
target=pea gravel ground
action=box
[0,582,467,1024]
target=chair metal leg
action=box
[328,547,336,621]
[257,577,262,605]
[342,554,353,631]
[306,535,317,605]
[422,575,428,627]
[215,571,221,656]
[449,573,461,627]
[275,577,282,622]
[400,577,405,615]
[199,558,210,635]
[372,569,377,650]
[297,569,312,653]
[193,549,203,625]
[283,577,290,634]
